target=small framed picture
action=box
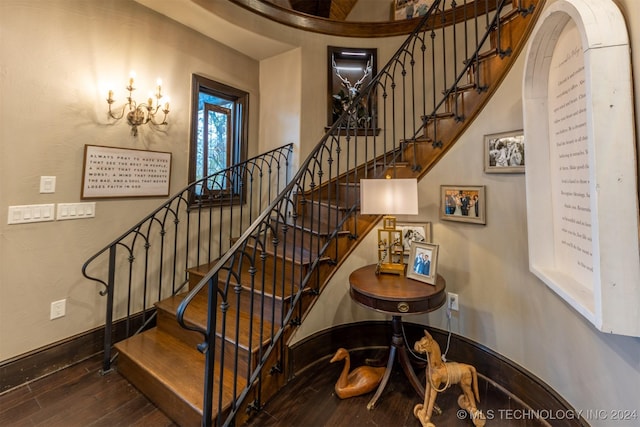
[484,130,525,173]
[392,0,432,20]
[440,185,486,224]
[397,222,432,256]
[406,241,439,284]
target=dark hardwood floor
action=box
[0,355,176,427]
[1,349,551,427]
[244,349,549,427]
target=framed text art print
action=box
[81,145,172,199]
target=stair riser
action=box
[274,227,352,261]
[156,309,250,378]
[185,283,284,324]
[117,351,204,427]
[239,249,315,289]
[294,201,351,232]
[112,4,540,426]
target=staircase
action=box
[82,1,545,426]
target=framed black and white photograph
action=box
[397,222,432,256]
[406,241,439,285]
[441,185,486,224]
[484,130,525,173]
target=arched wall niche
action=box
[523,0,640,336]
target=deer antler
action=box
[332,56,373,99]
[352,58,372,91]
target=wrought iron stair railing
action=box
[82,1,543,426]
[180,1,541,425]
[81,143,293,372]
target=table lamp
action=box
[360,177,419,275]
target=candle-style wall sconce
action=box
[107,71,170,136]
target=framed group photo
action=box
[392,0,432,20]
[407,241,439,284]
[440,185,486,224]
[484,129,525,173]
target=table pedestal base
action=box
[367,315,425,410]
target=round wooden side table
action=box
[349,264,446,410]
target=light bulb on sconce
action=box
[106,71,170,136]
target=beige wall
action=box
[2,0,640,425]
[0,0,261,360]
[290,1,640,424]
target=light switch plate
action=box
[8,204,56,224]
[40,176,56,193]
[56,202,96,220]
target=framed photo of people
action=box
[407,241,439,285]
[484,130,525,173]
[440,185,486,224]
[392,0,432,20]
[396,222,432,257]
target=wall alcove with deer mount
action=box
[327,46,379,135]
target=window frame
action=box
[189,74,249,206]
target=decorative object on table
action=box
[440,185,486,225]
[106,71,170,136]
[397,222,432,257]
[413,331,486,427]
[484,130,525,173]
[330,348,385,399]
[360,178,419,275]
[406,242,439,285]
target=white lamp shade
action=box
[360,178,419,215]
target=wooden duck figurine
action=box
[330,348,385,399]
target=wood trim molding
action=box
[0,313,153,394]
[224,0,499,37]
[289,321,582,421]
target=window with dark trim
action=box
[189,75,248,204]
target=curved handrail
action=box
[174,0,446,332]
[178,0,514,335]
[83,0,541,424]
[81,143,294,291]
[81,143,293,371]
[173,1,522,425]
[226,0,499,38]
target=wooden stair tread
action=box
[301,198,354,211]
[187,254,320,298]
[115,329,243,415]
[280,220,352,238]
[244,235,330,265]
[442,82,477,94]
[156,291,277,352]
[112,3,542,425]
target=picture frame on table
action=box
[440,185,486,224]
[397,222,432,257]
[484,130,525,173]
[406,241,439,285]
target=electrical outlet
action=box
[50,299,66,320]
[447,292,459,311]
